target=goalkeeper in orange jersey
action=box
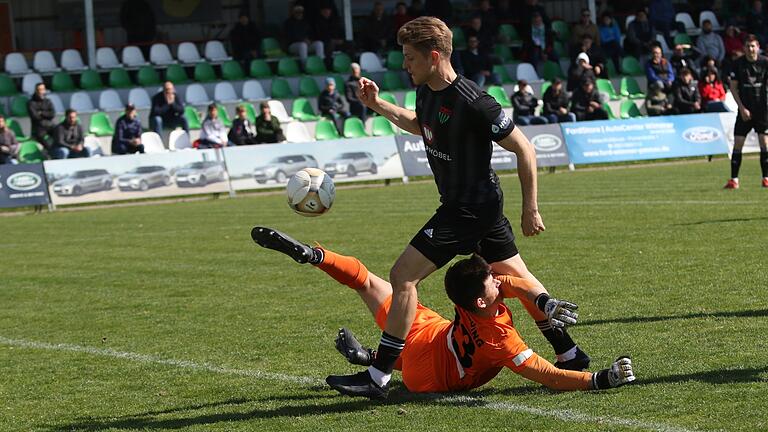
[252,227,635,398]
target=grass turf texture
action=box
[1,158,767,432]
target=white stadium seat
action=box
[656,34,671,55]
[141,132,166,152]
[122,46,149,68]
[242,80,267,100]
[96,47,122,69]
[21,72,44,95]
[699,10,721,31]
[98,89,124,112]
[33,50,61,73]
[204,40,232,62]
[184,83,212,106]
[675,12,700,36]
[267,100,292,123]
[625,15,636,29]
[177,42,204,64]
[214,82,239,103]
[48,93,66,114]
[61,49,88,72]
[84,135,104,156]
[150,43,176,66]
[360,51,386,72]
[169,129,192,150]
[69,91,96,113]
[128,88,152,109]
[5,52,32,75]
[516,63,540,82]
[284,122,311,143]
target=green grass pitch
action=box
[1,158,766,431]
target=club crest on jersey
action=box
[438,106,453,124]
[422,123,434,145]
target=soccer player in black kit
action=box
[324,17,591,399]
[726,34,768,189]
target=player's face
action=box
[402,44,435,85]
[477,275,503,313]
[746,40,760,59]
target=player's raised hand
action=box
[521,208,545,236]
[358,77,380,108]
[544,298,579,328]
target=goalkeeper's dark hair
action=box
[444,254,492,312]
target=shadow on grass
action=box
[579,308,768,327]
[672,216,768,226]
[638,366,768,386]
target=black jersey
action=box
[730,55,768,111]
[415,75,515,204]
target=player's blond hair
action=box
[397,16,453,57]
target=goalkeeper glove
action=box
[536,293,579,328]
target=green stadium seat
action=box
[137,66,161,86]
[540,80,552,97]
[498,24,522,45]
[603,103,617,120]
[404,90,416,110]
[249,59,272,78]
[18,141,44,163]
[194,62,217,82]
[11,95,29,118]
[291,98,320,121]
[216,104,232,127]
[620,76,645,99]
[315,118,340,140]
[331,75,345,90]
[386,50,404,70]
[674,33,693,46]
[299,77,321,97]
[493,65,513,84]
[542,61,564,81]
[343,117,368,138]
[88,112,114,137]
[244,102,258,123]
[372,116,396,136]
[552,20,570,42]
[184,106,202,129]
[451,26,466,49]
[270,78,294,98]
[378,91,398,106]
[621,56,644,76]
[620,100,643,118]
[381,71,406,90]
[108,68,133,88]
[553,41,567,59]
[166,64,190,84]
[0,74,18,96]
[7,118,27,139]
[332,52,352,73]
[596,78,620,101]
[494,45,514,63]
[277,58,301,77]
[487,85,511,107]
[261,37,286,58]
[79,70,104,90]
[52,71,76,92]
[305,56,327,75]
[221,60,245,81]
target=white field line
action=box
[0,336,703,432]
[540,200,759,206]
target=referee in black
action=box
[726,34,768,189]
[326,16,590,399]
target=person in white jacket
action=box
[198,104,230,149]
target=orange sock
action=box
[315,248,369,290]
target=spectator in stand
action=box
[476,0,497,36]
[571,79,609,121]
[646,45,675,92]
[524,12,557,67]
[511,80,548,125]
[465,15,495,51]
[28,82,56,155]
[199,104,229,148]
[319,77,349,134]
[570,8,600,54]
[0,115,19,164]
[649,0,675,46]
[542,78,576,123]
[724,25,746,60]
[112,104,144,155]
[255,102,285,144]
[645,81,675,116]
[568,52,597,91]
[345,63,367,121]
[314,4,345,63]
[671,44,699,77]
[363,2,391,52]
[461,35,502,87]
[598,12,623,74]
[229,11,262,69]
[625,9,655,58]
[393,2,414,33]
[119,0,156,57]
[746,0,768,44]
[572,34,606,77]
[150,81,188,135]
[699,67,729,112]
[228,105,260,145]
[520,0,550,34]
[284,5,324,65]
[671,68,702,114]
[696,20,725,65]
[52,109,89,159]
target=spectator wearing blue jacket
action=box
[646,45,675,92]
[112,104,145,155]
[598,12,622,74]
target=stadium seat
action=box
[216,104,233,127]
[137,66,161,86]
[184,106,202,129]
[655,34,671,55]
[404,90,416,110]
[79,70,104,90]
[242,80,267,100]
[603,102,618,120]
[249,59,272,78]
[331,75,345,90]
[487,86,511,108]
[48,93,65,114]
[298,77,321,97]
[493,64,513,84]
[494,45,514,63]
[128,88,152,109]
[596,78,620,101]
[516,63,540,81]
[540,80,552,96]
[96,47,122,69]
[5,52,31,75]
[184,84,212,106]
[270,78,294,99]
[140,132,166,152]
[699,10,721,31]
[261,37,286,58]
[674,33,693,47]
[18,140,45,163]
[620,100,643,118]
[88,112,114,136]
[620,76,645,99]
[381,71,406,90]
[108,68,133,88]
[166,64,190,84]
[284,121,312,143]
[61,48,88,72]
[214,82,239,103]
[193,62,217,82]
[177,42,204,64]
[386,50,404,70]
[150,43,176,66]
[332,52,352,73]
[10,96,29,117]
[204,40,232,62]
[498,24,522,46]
[621,56,644,76]
[605,60,618,78]
[552,20,570,42]
[122,46,149,68]
[513,82,534,95]
[21,73,44,95]
[98,89,123,111]
[7,118,27,139]
[378,91,398,106]
[451,26,466,49]
[315,119,340,140]
[291,98,320,121]
[221,60,245,81]
[51,71,76,92]
[69,91,96,113]
[267,100,292,122]
[360,52,386,72]
[675,12,700,36]
[33,50,60,73]
[305,56,327,75]
[542,61,564,81]
[0,74,17,96]
[343,117,368,138]
[84,135,104,156]
[277,58,301,76]
[244,102,258,123]
[169,129,192,150]
[372,116,396,136]
[625,15,636,29]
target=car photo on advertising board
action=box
[51,169,113,196]
[175,161,226,187]
[253,154,318,184]
[117,166,173,192]
[323,152,378,178]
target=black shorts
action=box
[734,112,768,137]
[409,196,519,268]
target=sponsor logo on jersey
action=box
[531,134,562,152]
[491,111,511,134]
[6,172,42,191]
[438,106,453,124]
[423,123,434,145]
[423,228,433,238]
[682,126,722,143]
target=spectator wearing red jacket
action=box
[699,67,729,112]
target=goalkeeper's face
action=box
[475,275,503,315]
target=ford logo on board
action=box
[682,127,721,143]
[7,172,42,191]
[531,134,562,152]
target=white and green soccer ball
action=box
[286,168,335,217]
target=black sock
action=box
[592,369,612,390]
[536,320,576,355]
[761,149,768,178]
[309,248,324,264]
[731,150,743,179]
[371,331,405,374]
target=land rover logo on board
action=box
[531,134,562,152]
[682,126,721,143]
[7,172,42,191]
